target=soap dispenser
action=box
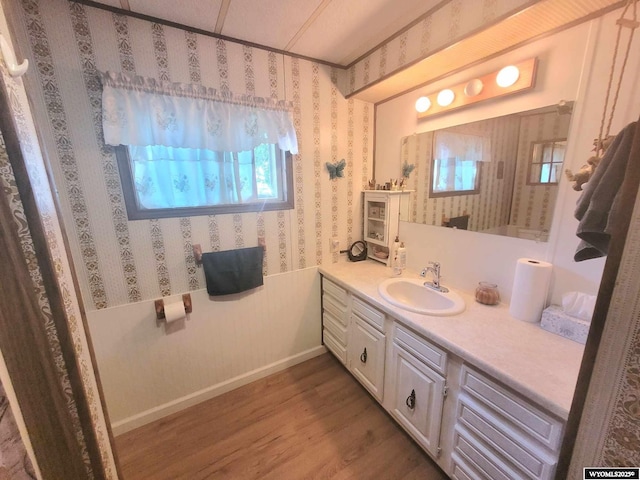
[392,236,401,275]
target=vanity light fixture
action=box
[415,96,431,113]
[437,89,455,107]
[496,65,520,88]
[415,57,537,120]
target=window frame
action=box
[115,145,294,220]
[526,138,567,186]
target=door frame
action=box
[0,72,119,479]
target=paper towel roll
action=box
[509,258,553,323]
[164,300,186,325]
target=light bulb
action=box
[464,79,483,97]
[415,96,431,113]
[437,89,455,107]
[496,65,520,87]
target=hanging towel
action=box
[574,121,637,261]
[202,246,264,296]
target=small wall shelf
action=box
[363,191,412,266]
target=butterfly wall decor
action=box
[326,159,346,180]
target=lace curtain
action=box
[101,71,298,154]
[434,131,492,162]
[129,145,260,209]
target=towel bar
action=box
[193,238,266,267]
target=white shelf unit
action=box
[363,190,412,266]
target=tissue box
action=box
[540,305,590,344]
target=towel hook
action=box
[0,34,29,78]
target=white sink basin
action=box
[378,277,465,316]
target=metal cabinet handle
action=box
[406,389,416,410]
[360,347,367,363]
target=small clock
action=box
[348,241,367,262]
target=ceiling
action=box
[88,0,442,66]
[85,0,625,103]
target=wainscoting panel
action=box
[87,266,323,434]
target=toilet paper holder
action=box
[155,294,193,321]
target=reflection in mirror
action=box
[401,103,573,241]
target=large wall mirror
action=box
[400,103,574,241]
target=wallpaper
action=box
[12,0,372,311]
[345,0,531,96]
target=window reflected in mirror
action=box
[430,157,480,196]
[528,140,567,185]
[429,130,490,197]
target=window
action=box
[100,71,298,220]
[528,139,566,185]
[430,131,487,197]
[116,144,293,220]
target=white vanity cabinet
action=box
[321,277,349,365]
[388,324,448,458]
[451,365,564,480]
[347,297,386,402]
[319,269,571,480]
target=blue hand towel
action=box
[202,247,264,296]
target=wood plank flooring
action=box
[116,353,448,480]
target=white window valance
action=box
[434,131,492,162]
[100,71,298,154]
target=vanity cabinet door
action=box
[390,341,445,458]
[348,313,385,402]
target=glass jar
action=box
[475,282,500,305]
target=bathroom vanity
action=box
[319,261,584,480]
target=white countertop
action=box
[319,260,585,420]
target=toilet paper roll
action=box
[509,258,553,323]
[163,301,187,324]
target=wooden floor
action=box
[116,353,449,480]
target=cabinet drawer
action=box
[352,296,385,331]
[323,293,348,326]
[323,311,347,345]
[457,394,556,479]
[453,426,523,480]
[451,452,483,480]
[323,328,346,365]
[322,278,348,305]
[460,366,564,450]
[394,324,447,375]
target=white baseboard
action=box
[111,345,327,436]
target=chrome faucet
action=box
[420,261,449,293]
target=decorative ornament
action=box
[402,162,415,178]
[326,159,346,180]
[566,0,638,191]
